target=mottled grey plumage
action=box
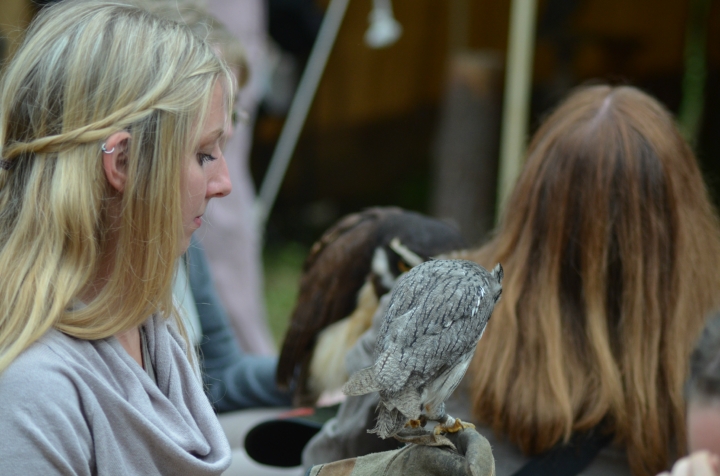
[343,259,503,439]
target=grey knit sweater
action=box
[0,314,231,475]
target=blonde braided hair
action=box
[0,0,234,373]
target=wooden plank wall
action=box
[0,0,34,65]
[307,0,713,129]
[268,0,720,241]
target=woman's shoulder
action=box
[0,330,90,402]
[0,331,101,472]
[0,330,94,445]
[0,326,143,406]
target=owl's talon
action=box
[434,418,475,434]
[405,419,423,429]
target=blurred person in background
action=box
[203,0,276,355]
[201,0,322,355]
[181,236,295,475]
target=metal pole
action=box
[496,0,538,218]
[254,0,352,231]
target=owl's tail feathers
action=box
[343,366,382,396]
[369,405,407,439]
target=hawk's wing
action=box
[277,209,468,406]
[276,207,405,393]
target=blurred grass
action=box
[263,242,308,346]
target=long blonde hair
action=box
[0,1,233,373]
[459,85,720,475]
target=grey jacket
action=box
[0,314,231,475]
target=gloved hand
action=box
[307,428,495,476]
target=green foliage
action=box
[262,242,307,346]
[678,0,711,148]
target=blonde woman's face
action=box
[180,80,232,252]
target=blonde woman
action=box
[460,85,720,476]
[0,1,233,473]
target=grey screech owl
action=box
[343,258,503,440]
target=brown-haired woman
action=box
[457,84,720,476]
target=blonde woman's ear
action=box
[102,131,131,192]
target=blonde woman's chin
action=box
[180,233,194,255]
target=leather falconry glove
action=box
[306,427,495,476]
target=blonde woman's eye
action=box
[197,153,217,165]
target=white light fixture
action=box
[364,0,402,48]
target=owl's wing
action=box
[374,271,492,392]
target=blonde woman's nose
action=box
[207,154,232,198]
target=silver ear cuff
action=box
[101,143,115,154]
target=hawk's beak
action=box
[389,238,424,268]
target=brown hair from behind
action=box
[457,85,720,476]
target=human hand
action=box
[307,428,494,476]
[657,451,720,476]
